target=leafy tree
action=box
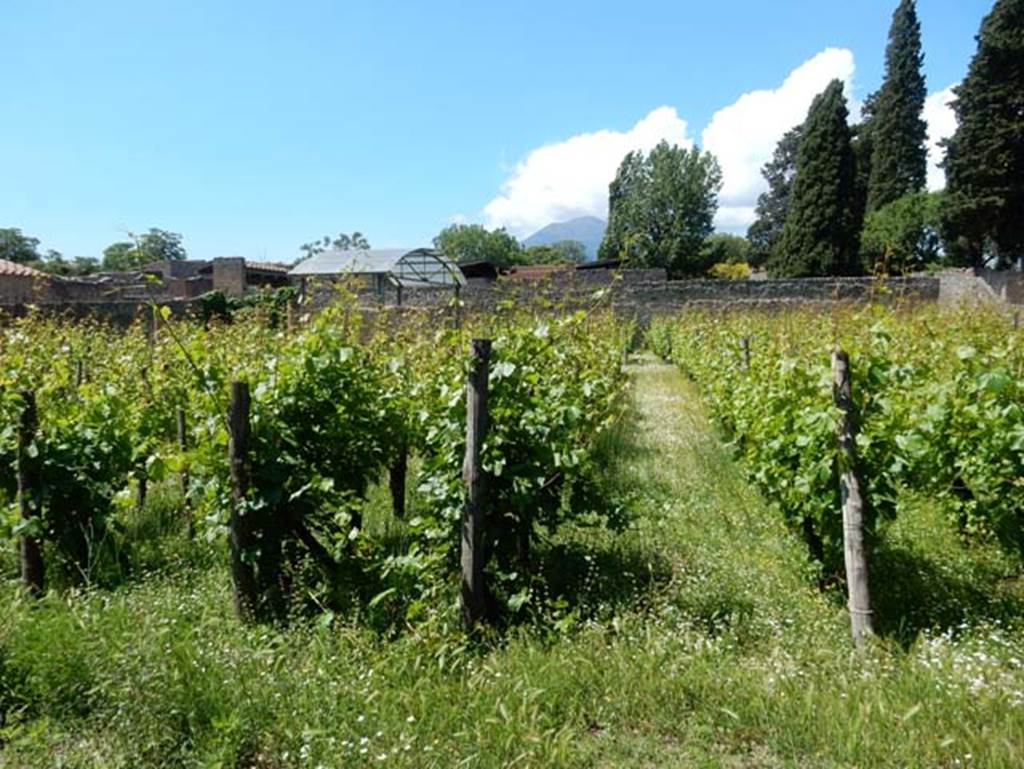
[299,231,370,261]
[702,233,750,266]
[598,151,647,262]
[598,141,722,275]
[773,81,860,277]
[523,240,587,265]
[0,228,42,264]
[102,229,187,271]
[860,191,942,274]
[102,242,136,271]
[941,0,1024,268]
[37,254,100,277]
[432,224,524,267]
[746,127,801,268]
[866,0,928,214]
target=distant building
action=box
[290,248,464,303]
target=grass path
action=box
[2,356,1024,767]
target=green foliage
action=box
[432,224,524,267]
[941,0,1024,268]
[702,233,750,266]
[0,228,42,264]
[298,231,370,262]
[773,81,860,277]
[523,239,587,265]
[0,303,629,629]
[598,141,722,275]
[651,305,1024,573]
[102,229,187,271]
[746,127,801,268]
[860,191,942,273]
[866,0,928,214]
[3,361,1024,767]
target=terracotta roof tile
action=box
[0,259,46,278]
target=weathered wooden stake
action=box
[177,406,194,539]
[1013,311,1020,331]
[390,440,407,520]
[832,349,874,647]
[286,300,297,333]
[18,390,44,597]
[454,284,463,330]
[740,336,751,372]
[75,359,85,387]
[461,339,491,630]
[229,381,258,622]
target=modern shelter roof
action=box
[289,247,464,287]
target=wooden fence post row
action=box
[18,390,44,597]
[228,381,258,622]
[832,349,874,647]
[461,338,491,630]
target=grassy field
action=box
[2,358,1023,767]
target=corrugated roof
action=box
[0,259,46,278]
[290,248,408,276]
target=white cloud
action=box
[483,107,692,237]
[481,53,961,239]
[924,84,957,191]
[448,212,469,225]
[702,48,856,230]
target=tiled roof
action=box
[0,259,46,278]
[245,260,291,273]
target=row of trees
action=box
[0,227,188,276]
[431,224,587,267]
[749,0,1023,276]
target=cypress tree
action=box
[941,0,1024,268]
[866,0,928,213]
[773,81,859,277]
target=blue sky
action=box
[2,0,992,262]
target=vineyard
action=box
[650,305,1024,580]
[2,300,1024,767]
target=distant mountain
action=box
[522,216,606,261]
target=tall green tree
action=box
[746,126,801,267]
[101,229,187,271]
[773,81,860,277]
[598,151,647,262]
[598,141,722,275]
[866,0,928,214]
[941,0,1024,268]
[433,224,524,267]
[0,228,42,264]
[860,191,942,274]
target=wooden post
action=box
[229,381,258,622]
[75,359,85,387]
[18,391,44,597]
[454,284,463,330]
[461,339,491,630]
[286,300,297,333]
[1013,311,1020,331]
[135,472,148,512]
[832,349,874,647]
[177,406,193,539]
[740,336,751,372]
[390,440,407,520]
